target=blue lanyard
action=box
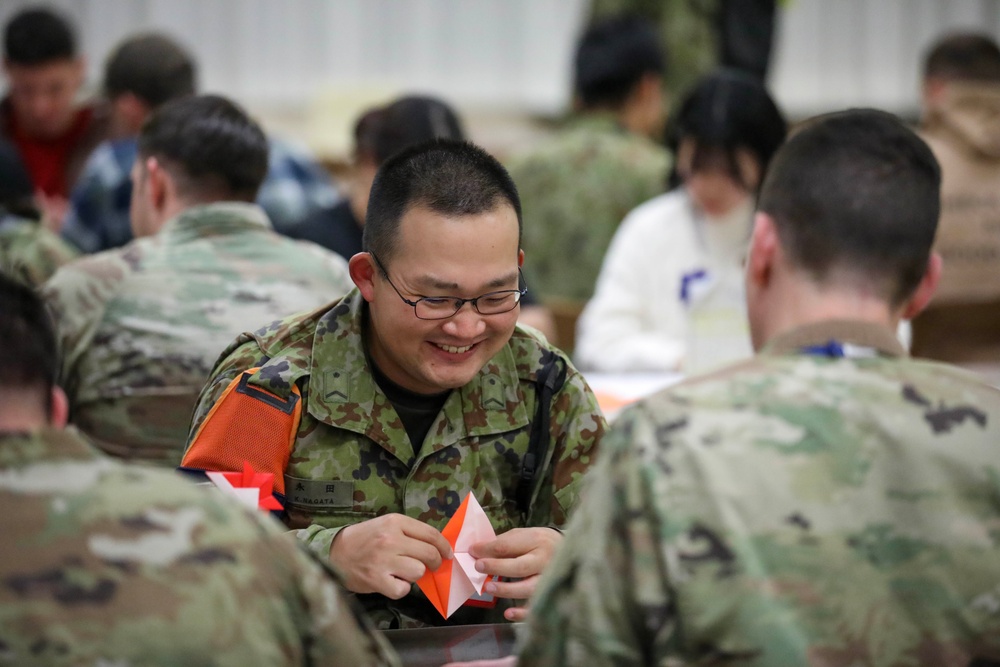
[800,340,878,358]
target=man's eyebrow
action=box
[414,270,520,292]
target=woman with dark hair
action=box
[575,69,786,373]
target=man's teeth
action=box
[438,343,473,354]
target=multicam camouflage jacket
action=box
[42,202,352,467]
[185,289,607,629]
[0,427,399,667]
[0,212,78,287]
[506,113,670,303]
[518,320,1000,666]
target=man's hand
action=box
[330,513,453,599]
[470,526,562,621]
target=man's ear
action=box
[518,249,524,268]
[144,157,170,212]
[349,252,378,302]
[901,251,942,320]
[50,386,69,429]
[746,212,778,291]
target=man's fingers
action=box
[475,555,537,579]
[400,518,454,559]
[485,575,536,600]
[398,537,447,573]
[380,573,415,600]
[503,605,529,622]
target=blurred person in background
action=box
[507,13,670,312]
[575,69,786,374]
[43,94,353,466]
[1,6,109,228]
[61,31,341,254]
[912,31,1000,385]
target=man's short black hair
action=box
[923,32,1000,83]
[4,7,76,65]
[0,272,58,415]
[574,14,665,109]
[104,33,196,108]
[364,140,522,264]
[137,94,269,202]
[758,109,941,306]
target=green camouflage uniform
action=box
[507,113,670,302]
[0,212,78,287]
[42,202,352,466]
[519,320,1000,666]
[186,289,607,629]
[0,427,399,667]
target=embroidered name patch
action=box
[284,476,355,508]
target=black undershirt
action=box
[370,361,451,456]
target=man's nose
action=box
[441,302,487,338]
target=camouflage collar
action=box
[0,426,100,468]
[306,292,530,466]
[160,202,273,244]
[762,319,906,358]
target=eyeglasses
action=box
[370,253,527,320]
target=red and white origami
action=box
[206,461,283,511]
[417,492,498,618]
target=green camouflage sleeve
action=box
[42,255,129,407]
[517,402,671,667]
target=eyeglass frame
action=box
[369,252,528,320]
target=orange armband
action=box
[181,368,301,495]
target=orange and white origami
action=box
[206,461,283,511]
[417,492,498,618]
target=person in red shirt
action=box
[1,7,108,228]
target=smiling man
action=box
[182,140,606,629]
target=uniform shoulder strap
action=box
[516,351,567,520]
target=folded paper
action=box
[207,461,283,511]
[417,492,497,618]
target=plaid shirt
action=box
[63,136,341,253]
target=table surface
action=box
[583,371,683,420]
[384,623,520,667]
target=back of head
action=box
[364,139,521,263]
[0,272,58,418]
[104,33,197,108]
[574,14,665,110]
[361,95,465,165]
[758,109,941,306]
[3,6,76,65]
[668,68,787,188]
[923,32,1000,83]
[0,138,37,218]
[137,94,269,202]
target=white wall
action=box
[3,0,1000,151]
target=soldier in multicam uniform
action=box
[42,94,353,466]
[0,272,398,667]
[184,140,606,629]
[0,139,77,286]
[512,110,1000,665]
[506,14,670,304]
